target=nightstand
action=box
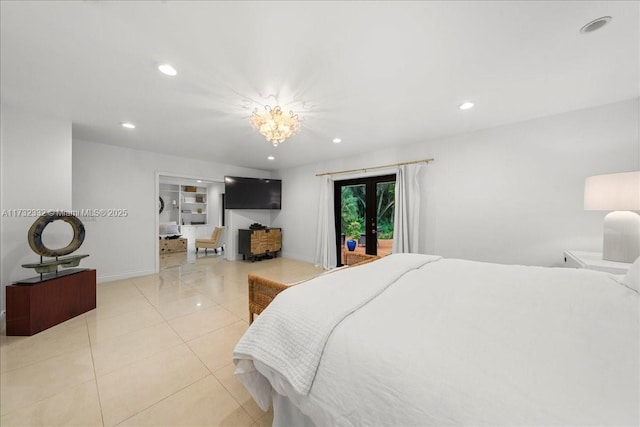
[564,250,632,274]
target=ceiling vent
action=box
[580,16,612,34]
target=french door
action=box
[334,174,396,266]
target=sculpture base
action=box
[15,268,88,285]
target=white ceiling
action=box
[1,1,638,171]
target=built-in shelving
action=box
[181,186,207,225]
[159,184,209,226]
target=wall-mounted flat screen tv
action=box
[224,176,282,210]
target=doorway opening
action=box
[334,174,396,266]
[156,174,225,270]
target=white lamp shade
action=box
[584,171,640,211]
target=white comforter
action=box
[234,254,639,426]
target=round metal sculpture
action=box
[20,213,89,279]
[159,197,165,214]
[28,213,85,257]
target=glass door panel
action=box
[334,174,395,266]
[375,181,395,258]
[339,184,365,266]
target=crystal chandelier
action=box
[250,105,300,147]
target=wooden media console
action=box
[5,269,96,336]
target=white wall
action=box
[225,210,272,261]
[158,187,179,224]
[207,181,225,227]
[270,175,321,264]
[72,140,270,282]
[1,105,73,311]
[273,99,640,267]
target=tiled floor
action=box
[0,251,325,426]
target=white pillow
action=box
[165,224,180,235]
[623,257,640,292]
[159,223,180,235]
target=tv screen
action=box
[224,176,282,210]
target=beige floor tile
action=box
[130,275,173,292]
[91,322,183,376]
[87,303,164,344]
[192,290,246,307]
[2,308,89,341]
[119,375,254,427]
[132,275,181,293]
[45,310,94,329]
[160,249,225,270]
[138,284,202,305]
[0,334,23,350]
[188,274,238,293]
[97,343,209,427]
[207,285,250,305]
[158,253,189,269]
[0,379,103,427]
[0,347,95,416]
[255,408,274,427]
[169,305,242,342]
[1,320,90,373]
[0,255,320,427]
[153,293,216,320]
[214,363,267,421]
[96,279,140,301]
[177,269,210,284]
[220,295,252,321]
[134,271,199,293]
[92,291,155,320]
[187,320,249,372]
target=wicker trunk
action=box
[248,253,380,323]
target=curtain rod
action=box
[316,158,434,177]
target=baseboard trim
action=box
[280,251,315,265]
[97,268,156,284]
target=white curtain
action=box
[314,175,337,269]
[392,164,423,253]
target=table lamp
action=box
[584,171,640,263]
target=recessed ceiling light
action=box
[121,122,136,129]
[332,138,342,143]
[267,156,275,160]
[580,16,612,34]
[459,102,474,110]
[196,180,202,183]
[158,64,177,76]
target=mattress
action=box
[234,254,639,426]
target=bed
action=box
[233,253,639,426]
[248,253,380,323]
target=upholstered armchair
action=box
[195,226,224,254]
